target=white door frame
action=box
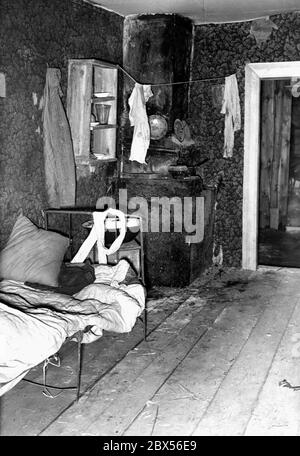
[242,61,300,270]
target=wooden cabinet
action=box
[67,59,118,164]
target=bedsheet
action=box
[0,261,145,396]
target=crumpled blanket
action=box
[0,260,145,396]
[25,261,96,295]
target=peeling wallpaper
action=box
[190,12,300,267]
[0,0,123,247]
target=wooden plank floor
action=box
[1,267,300,436]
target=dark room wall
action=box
[0,0,123,247]
[190,12,300,267]
[123,14,193,131]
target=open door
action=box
[259,80,292,231]
[258,78,300,266]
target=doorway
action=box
[258,78,300,266]
[242,61,300,270]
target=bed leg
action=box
[76,331,83,402]
[143,306,147,341]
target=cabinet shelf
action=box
[90,123,118,130]
[92,96,115,103]
[91,156,117,162]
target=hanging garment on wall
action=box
[128,83,153,164]
[291,77,300,98]
[71,209,126,264]
[220,74,241,158]
[42,68,76,208]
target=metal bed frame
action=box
[38,208,147,401]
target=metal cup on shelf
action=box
[95,104,111,124]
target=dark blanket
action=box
[25,261,95,295]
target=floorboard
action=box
[192,276,299,435]
[125,297,267,436]
[245,298,300,436]
[2,267,300,436]
[40,296,226,435]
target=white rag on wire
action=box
[220,74,241,158]
[71,209,126,264]
[128,83,153,164]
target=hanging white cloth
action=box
[220,74,241,158]
[128,83,153,164]
[71,209,126,264]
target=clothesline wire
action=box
[117,64,241,87]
